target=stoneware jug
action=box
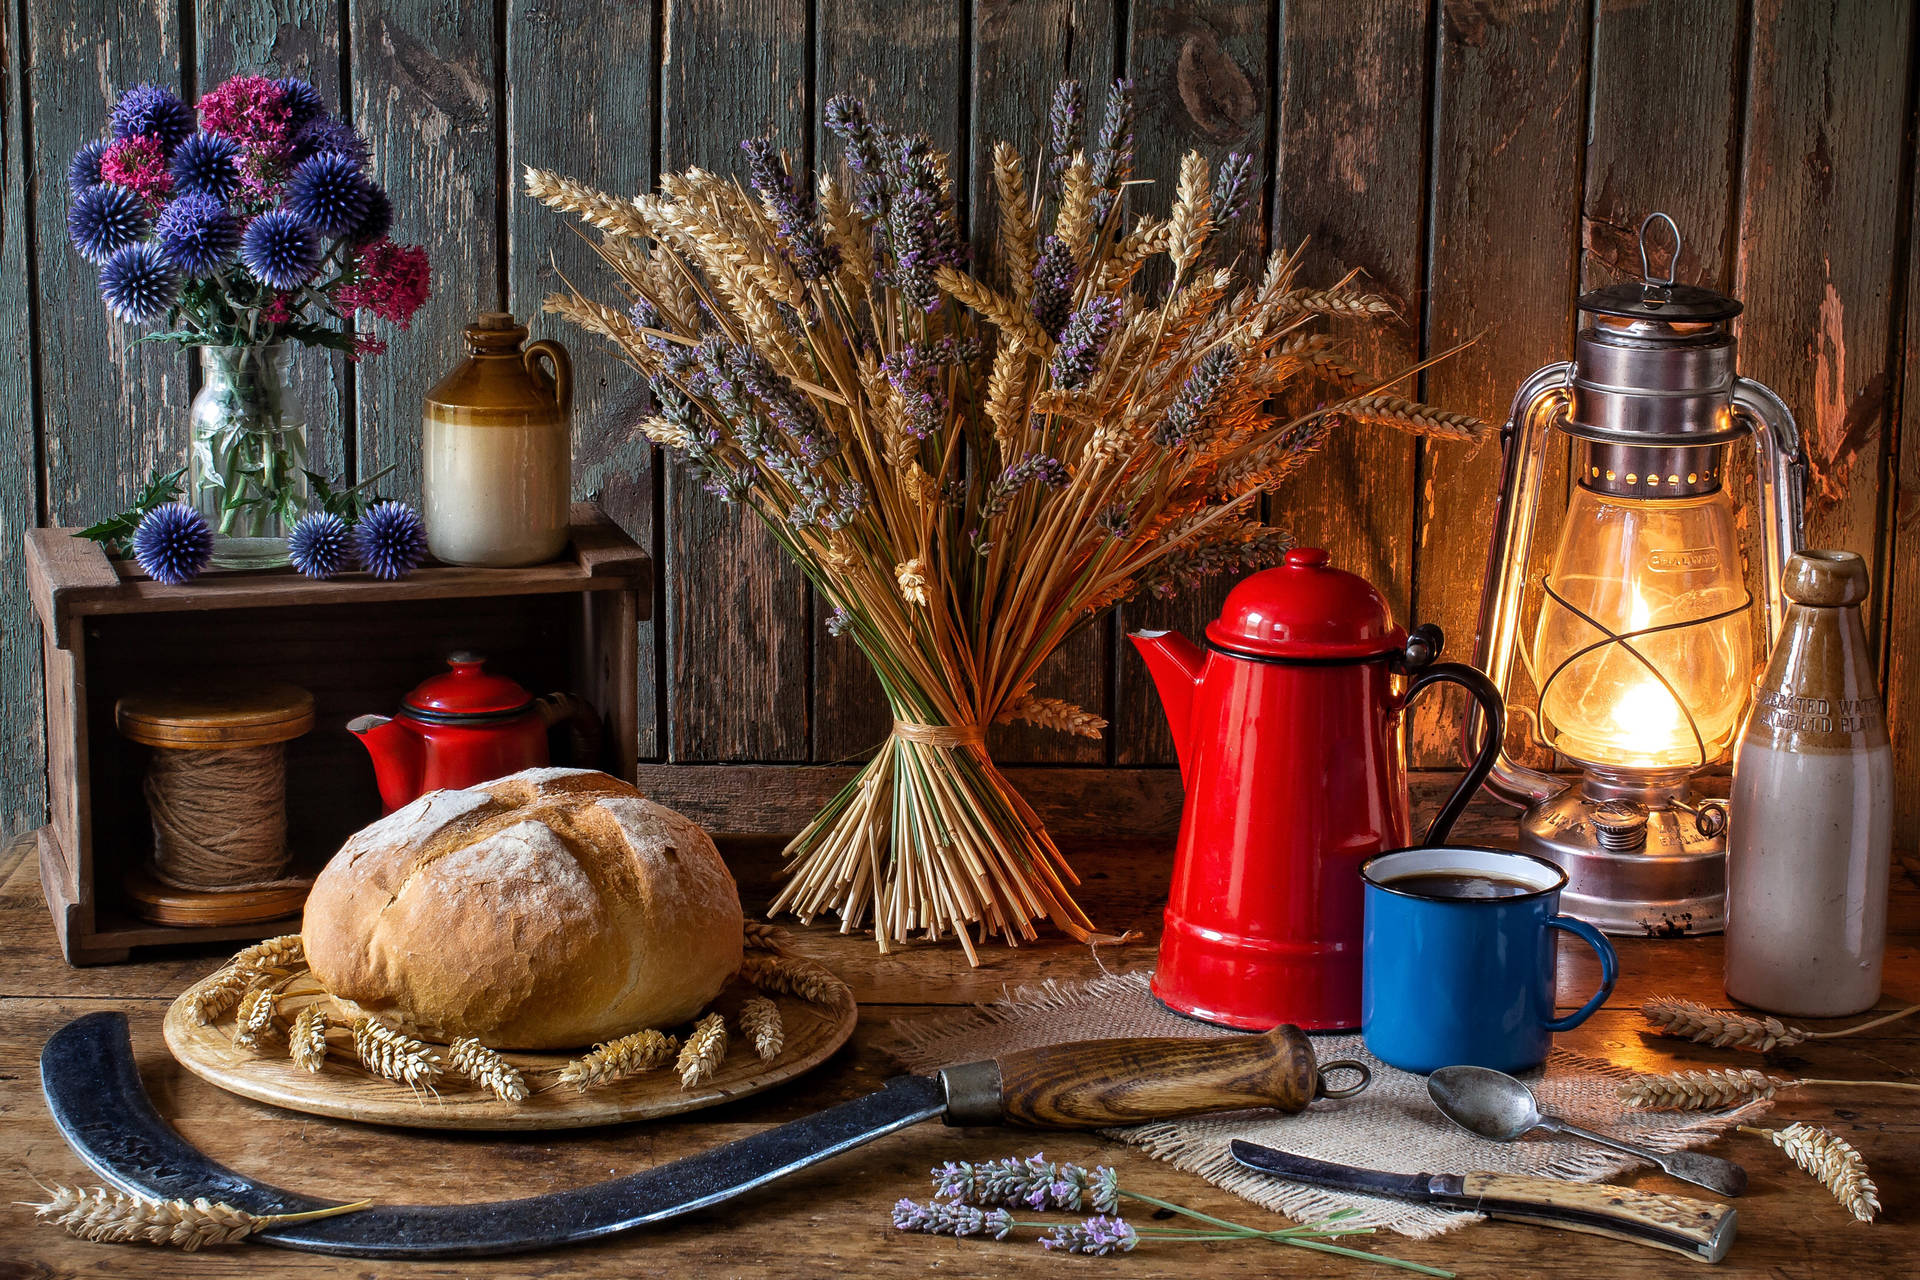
[1724,550,1893,1017]
[1132,548,1506,1031]
[422,312,573,567]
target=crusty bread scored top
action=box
[303,768,744,1050]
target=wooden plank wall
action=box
[4,0,1918,842]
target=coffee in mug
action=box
[1360,846,1618,1075]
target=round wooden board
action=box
[164,970,857,1131]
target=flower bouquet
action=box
[67,77,431,567]
[528,80,1483,960]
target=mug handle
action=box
[1541,916,1619,1033]
[1404,658,1507,844]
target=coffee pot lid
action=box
[1204,548,1406,660]
[402,652,535,719]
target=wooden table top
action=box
[1,789,1915,1279]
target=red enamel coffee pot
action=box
[348,653,599,812]
[1131,548,1505,1031]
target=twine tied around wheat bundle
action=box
[144,743,301,890]
[889,719,987,748]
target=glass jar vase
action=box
[188,344,310,569]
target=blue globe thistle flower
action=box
[275,77,326,127]
[110,83,195,152]
[98,242,180,321]
[292,115,371,169]
[170,132,243,200]
[68,139,112,192]
[68,183,150,263]
[283,152,372,237]
[240,209,321,289]
[287,510,355,579]
[345,186,392,247]
[131,503,213,585]
[153,193,240,275]
[353,501,427,580]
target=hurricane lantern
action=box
[1468,214,1807,936]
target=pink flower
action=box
[198,75,296,154]
[99,137,173,203]
[350,332,388,362]
[258,292,293,324]
[337,238,431,328]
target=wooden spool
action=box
[115,682,316,929]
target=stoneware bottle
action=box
[1724,550,1892,1017]
[422,312,573,567]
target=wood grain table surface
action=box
[1,786,1915,1279]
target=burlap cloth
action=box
[888,970,1764,1238]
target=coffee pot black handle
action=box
[1398,625,1507,845]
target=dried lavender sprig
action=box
[1087,78,1137,225]
[1152,344,1239,447]
[1212,152,1256,224]
[893,1197,1016,1239]
[1047,80,1085,189]
[1041,1214,1138,1255]
[979,454,1070,524]
[933,1153,1120,1213]
[887,135,965,312]
[1028,234,1076,337]
[822,95,893,224]
[741,137,839,280]
[1048,295,1123,389]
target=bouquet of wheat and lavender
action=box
[526,80,1484,961]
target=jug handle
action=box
[525,339,573,414]
[1404,662,1507,844]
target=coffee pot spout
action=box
[1128,629,1208,783]
[347,714,423,813]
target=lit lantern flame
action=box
[1532,489,1751,774]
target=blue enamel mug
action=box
[1359,846,1617,1075]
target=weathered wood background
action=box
[3,0,1917,843]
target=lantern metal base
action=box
[1518,776,1725,938]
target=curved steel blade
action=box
[42,1011,946,1258]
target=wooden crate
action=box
[24,503,649,965]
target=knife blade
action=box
[45,1011,1352,1258]
[1228,1140,1737,1264]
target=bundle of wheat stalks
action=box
[195,930,843,1099]
[527,79,1484,959]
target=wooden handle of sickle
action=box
[939,1026,1320,1128]
[1458,1172,1737,1264]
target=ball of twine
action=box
[143,743,299,890]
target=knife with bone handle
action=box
[1229,1140,1737,1263]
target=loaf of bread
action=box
[303,768,743,1050]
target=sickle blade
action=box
[43,1011,947,1258]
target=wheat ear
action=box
[558,1029,680,1092]
[1619,1068,1799,1110]
[28,1185,369,1251]
[232,985,278,1051]
[1740,1123,1881,1222]
[288,1006,329,1073]
[933,266,1052,351]
[188,965,259,1026]
[678,1013,729,1088]
[738,996,785,1061]
[1640,998,1808,1051]
[352,1018,443,1091]
[739,953,851,1008]
[995,693,1108,739]
[232,934,304,970]
[1335,393,1487,444]
[522,166,650,238]
[447,1037,529,1103]
[743,920,792,953]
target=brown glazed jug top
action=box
[423,311,570,422]
[1744,549,1886,754]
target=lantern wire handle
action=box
[1638,212,1682,288]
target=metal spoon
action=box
[1428,1065,1747,1197]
